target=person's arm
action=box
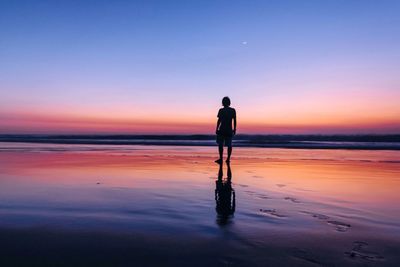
[233,109,237,135]
[216,109,221,134]
[216,118,221,134]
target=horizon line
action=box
[1,133,400,136]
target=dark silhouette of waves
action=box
[1,134,399,150]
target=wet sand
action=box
[0,143,399,266]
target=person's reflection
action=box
[215,162,235,226]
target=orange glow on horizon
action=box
[0,110,399,134]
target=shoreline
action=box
[1,135,400,150]
[1,141,399,150]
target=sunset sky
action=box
[1,0,399,134]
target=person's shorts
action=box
[216,134,232,147]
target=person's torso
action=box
[219,107,235,134]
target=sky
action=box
[1,0,399,134]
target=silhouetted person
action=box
[215,162,235,226]
[215,96,237,164]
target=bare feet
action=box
[214,159,222,164]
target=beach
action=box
[0,143,399,266]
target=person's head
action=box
[222,96,231,107]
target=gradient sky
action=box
[1,0,399,134]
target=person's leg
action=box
[214,145,223,164]
[227,146,232,162]
[215,136,223,163]
[226,137,232,163]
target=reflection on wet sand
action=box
[0,144,400,266]
[215,163,235,226]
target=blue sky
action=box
[1,0,399,133]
